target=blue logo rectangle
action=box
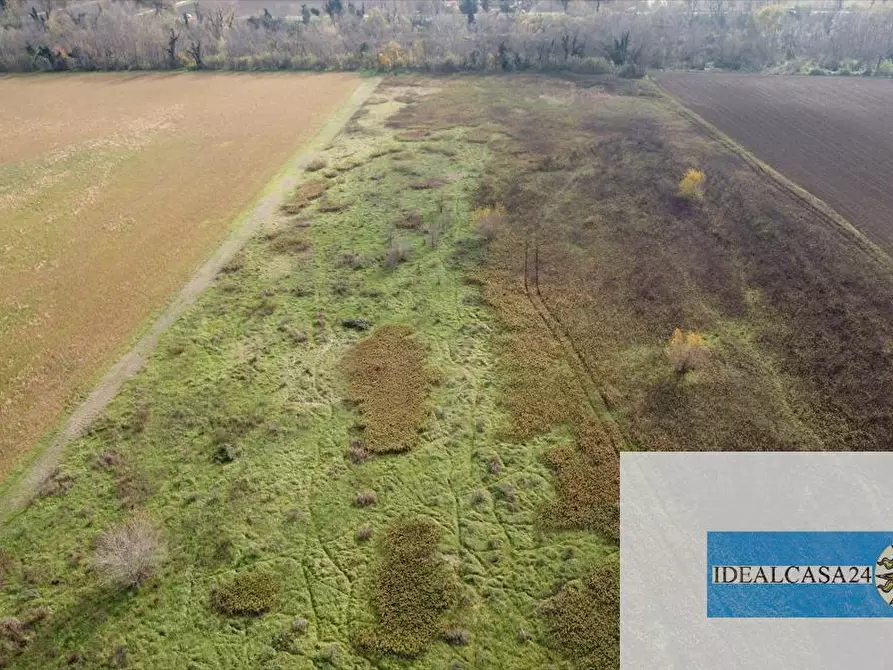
[707,531,893,618]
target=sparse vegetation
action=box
[281,178,329,215]
[6,69,890,669]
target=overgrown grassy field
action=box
[0,72,360,478]
[4,72,892,669]
[0,80,616,668]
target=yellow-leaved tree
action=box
[678,168,706,201]
[666,328,708,374]
[377,41,404,70]
[473,203,508,241]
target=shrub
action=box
[488,453,503,475]
[317,197,350,213]
[678,168,706,201]
[410,178,445,190]
[357,526,374,542]
[305,157,328,172]
[474,204,507,241]
[395,211,423,229]
[354,490,378,507]
[342,317,372,331]
[281,179,328,215]
[665,328,708,374]
[340,252,365,269]
[320,643,341,663]
[212,570,279,616]
[443,627,470,646]
[94,515,167,588]
[268,229,310,254]
[37,468,75,497]
[220,252,246,274]
[384,240,411,269]
[346,439,372,464]
[0,609,49,666]
[426,213,448,249]
[93,450,122,470]
[618,62,646,79]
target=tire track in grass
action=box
[521,171,628,453]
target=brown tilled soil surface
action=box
[0,72,361,479]
[392,74,893,456]
[657,73,893,254]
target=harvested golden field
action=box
[0,72,360,478]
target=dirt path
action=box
[0,77,381,521]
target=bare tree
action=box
[166,27,179,67]
[94,515,167,589]
[207,5,234,39]
[187,38,203,67]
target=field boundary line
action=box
[0,76,382,522]
[656,83,893,277]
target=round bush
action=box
[212,570,279,616]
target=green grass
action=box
[0,81,614,668]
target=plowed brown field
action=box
[657,73,893,254]
[0,72,360,478]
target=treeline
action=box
[1,0,893,76]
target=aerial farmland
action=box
[0,73,360,479]
[1,0,893,667]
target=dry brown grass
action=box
[0,73,361,480]
[280,178,329,215]
[353,518,456,657]
[265,228,312,255]
[212,570,279,617]
[342,325,435,453]
[305,157,328,172]
[540,562,619,669]
[400,74,893,457]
